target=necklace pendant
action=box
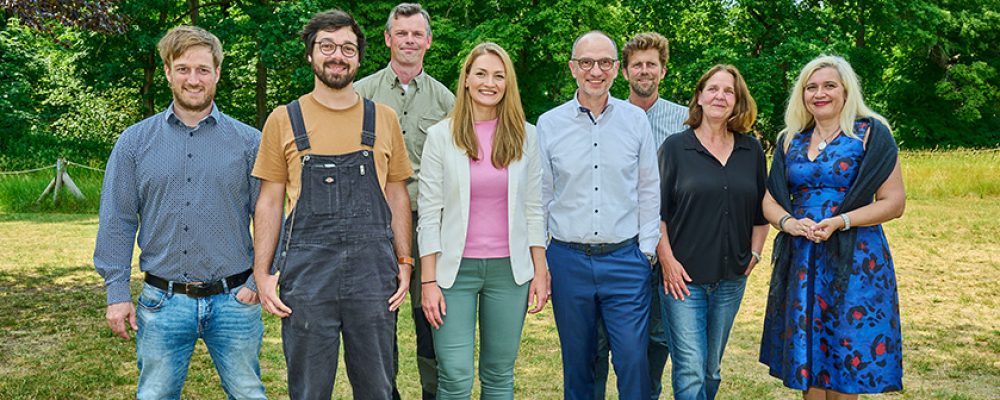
[817,141,827,151]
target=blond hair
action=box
[157,25,223,68]
[450,42,526,168]
[684,64,757,133]
[781,55,891,151]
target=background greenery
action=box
[2,0,999,171]
[1,150,998,399]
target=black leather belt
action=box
[551,236,638,256]
[144,269,252,298]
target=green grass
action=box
[1,150,999,399]
[0,166,103,213]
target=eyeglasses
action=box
[315,41,358,57]
[572,58,618,71]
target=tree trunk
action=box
[142,50,156,117]
[255,51,268,129]
[189,0,200,25]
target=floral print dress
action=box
[759,120,903,394]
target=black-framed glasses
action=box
[573,58,618,71]
[315,41,358,57]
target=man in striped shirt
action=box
[593,31,688,400]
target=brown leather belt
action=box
[144,269,252,298]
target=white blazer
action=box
[417,118,546,289]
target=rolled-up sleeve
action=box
[94,132,140,305]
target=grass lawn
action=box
[0,150,997,399]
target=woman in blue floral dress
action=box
[759,55,906,400]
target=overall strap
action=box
[361,98,376,147]
[286,100,311,152]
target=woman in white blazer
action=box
[417,42,549,400]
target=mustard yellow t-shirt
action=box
[253,93,413,211]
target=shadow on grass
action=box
[0,212,97,224]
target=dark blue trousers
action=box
[548,241,652,400]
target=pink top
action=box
[463,119,510,258]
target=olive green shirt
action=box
[356,66,455,209]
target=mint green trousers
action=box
[433,257,530,400]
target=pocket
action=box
[137,284,168,311]
[305,162,338,216]
[336,164,373,219]
[230,286,259,307]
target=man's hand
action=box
[388,264,412,312]
[235,287,260,305]
[528,270,550,314]
[106,302,137,340]
[256,273,291,317]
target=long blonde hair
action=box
[781,55,891,151]
[451,42,526,168]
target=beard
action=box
[171,83,215,113]
[629,76,659,98]
[313,59,357,90]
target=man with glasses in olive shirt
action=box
[355,4,454,399]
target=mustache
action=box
[324,60,350,69]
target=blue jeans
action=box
[135,283,265,400]
[662,276,747,400]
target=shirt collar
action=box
[164,102,220,126]
[681,128,753,151]
[384,64,425,90]
[572,91,614,123]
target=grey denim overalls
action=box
[274,98,398,400]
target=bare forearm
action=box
[530,246,547,274]
[762,190,790,228]
[750,224,768,253]
[386,181,412,258]
[253,182,285,277]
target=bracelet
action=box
[421,280,437,285]
[839,213,851,231]
[751,251,762,263]
[778,214,793,232]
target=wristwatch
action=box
[397,256,415,266]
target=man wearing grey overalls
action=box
[251,9,415,400]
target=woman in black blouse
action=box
[656,64,768,400]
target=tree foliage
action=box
[1,0,997,168]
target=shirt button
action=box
[403,130,407,135]
[594,232,599,235]
[723,185,728,190]
[403,111,408,115]
[187,153,192,158]
[187,177,192,182]
[183,225,189,231]
[594,187,598,191]
[594,165,598,169]
[183,250,188,255]
[594,209,599,213]
[186,201,191,206]
[189,132,193,137]
[400,92,405,96]
[593,143,597,147]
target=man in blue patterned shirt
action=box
[94,26,265,399]
[593,31,689,400]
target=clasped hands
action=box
[784,216,847,243]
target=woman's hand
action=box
[744,256,760,276]
[785,217,819,241]
[659,254,692,301]
[528,270,550,314]
[810,216,847,242]
[421,283,446,329]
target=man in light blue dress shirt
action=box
[537,30,660,400]
[94,26,265,399]
[593,32,689,400]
